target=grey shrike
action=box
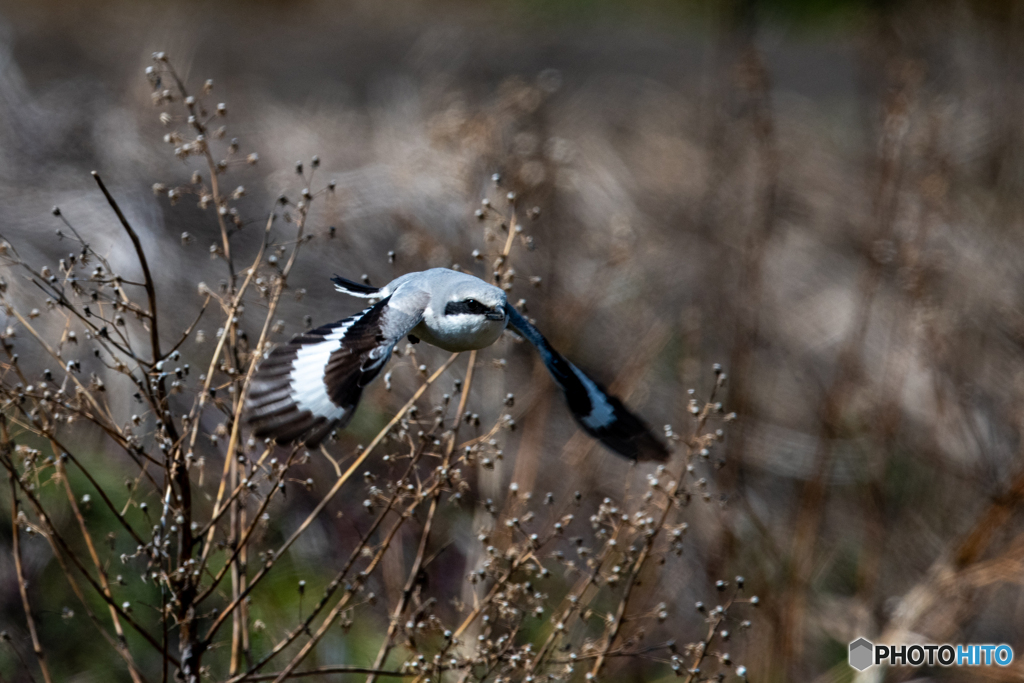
[245,268,668,461]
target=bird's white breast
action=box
[412,310,507,352]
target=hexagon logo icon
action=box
[849,638,874,671]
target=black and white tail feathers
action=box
[506,308,669,462]
[246,297,395,447]
[331,275,380,298]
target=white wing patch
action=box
[571,364,616,429]
[288,320,354,420]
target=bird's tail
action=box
[332,275,381,298]
[506,308,669,462]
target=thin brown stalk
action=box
[267,481,447,683]
[366,350,479,682]
[243,666,414,681]
[53,448,145,683]
[161,61,235,285]
[1,447,173,662]
[589,388,720,678]
[8,451,53,683]
[16,494,152,682]
[243,440,432,677]
[7,307,120,436]
[47,433,147,547]
[202,353,459,645]
[195,204,288,580]
[194,448,291,604]
[91,171,162,362]
[451,547,536,642]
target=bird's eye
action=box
[444,298,493,316]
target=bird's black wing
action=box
[246,294,422,447]
[506,307,669,462]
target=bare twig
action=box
[6,426,53,683]
[91,171,163,362]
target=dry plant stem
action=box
[268,480,447,683]
[203,353,460,646]
[15,256,155,370]
[4,640,39,683]
[501,212,518,261]
[873,471,1024,653]
[451,547,536,642]
[183,199,277,448]
[779,57,912,676]
[185,225,267,451]
[717,39,778,587]
[165,295,211,358]
[682,612,730,683]
[956,468,1024,568]
[48,432,147,545]
[266,357,472,681]
[53,448,145,683]
[441,208,523,666]
[4,287,167,501]
[230,496,245,675]
[195,445,277,549]
[0,443,176,664]
[91,171,162,362]
[9,464,175,661]
[8,456,53,683]
[191,219,273,583]
[243,442,432,677]
[33,521,150,681]
[7,307,119,434]
[589,388,719,679]
[549,641,675,664]
[9,450,148,680]
[525,526,624,675]
[366,350,479,682]
[244,666,413,681]
[196,204,293,579]
[194,448,295,605]
[854,118,946,624]
[162,61,235,284]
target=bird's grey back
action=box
[386,268,506,309]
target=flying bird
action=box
[245,268,668,461]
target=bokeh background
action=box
[2,0,1024,680]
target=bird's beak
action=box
[485,305,506,321]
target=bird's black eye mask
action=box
[445,299,491,316]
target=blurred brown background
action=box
[3,0,1024,680]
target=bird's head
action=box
[441,277,507,323]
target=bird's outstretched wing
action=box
[506,308,669,462]
[246,293,423,447]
